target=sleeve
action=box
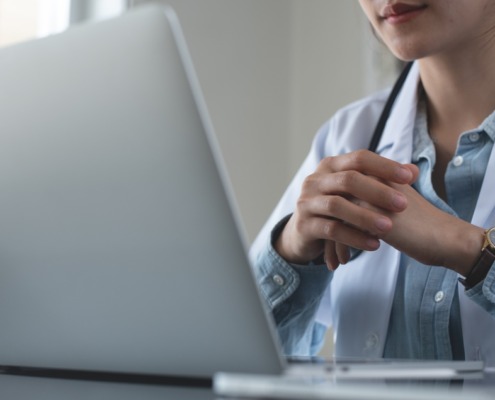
[249,121,334,357]
[465,261,495,315]
[252,217,332,356]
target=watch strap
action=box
[459,246,495,289]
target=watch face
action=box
[489,228,495,247]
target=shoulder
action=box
[313,89,391,158]
[332,89,390,130]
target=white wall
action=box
[289,1,368,174]
[133,0,396,242]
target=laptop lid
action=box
[0,5,284,380]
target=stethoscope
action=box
[368,61,414,152]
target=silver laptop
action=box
[0,4,484,390]
[0,4,283,380]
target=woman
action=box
[250,0,495,364]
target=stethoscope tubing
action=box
[368,61,414,152]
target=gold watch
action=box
[459,227,495,289]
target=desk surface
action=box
[0,375,214,400]
[1,374,495,400]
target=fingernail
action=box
[392,193,407,209]
[375,217,391,232]
[396,167,412,182]
[366,238,380,250]
[325,257,338,271]
[340,253,350,265]
[327,262,337,271]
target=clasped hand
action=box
[275,150,482,275]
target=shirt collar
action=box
[479,109,495,143]
[411,89,434,164]
[412,85,495,163]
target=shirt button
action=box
[272,274,285,286]
[469,132,480,142]
[434,291,445,303]
[452,156,463,167]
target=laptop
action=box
[0,4,485,393]
[0,4,282,381]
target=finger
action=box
[403,163,420,183]
[304,194,393,236]
[324,240,339,271]
[308,217,381,252]
[317,170,408,212]
[319,150,414,184]
[336,243,351,265]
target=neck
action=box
[418,50,495,137]
[417,46,495,201]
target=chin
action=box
[385,39,431,62]
[389,51,419,62]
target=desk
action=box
[0,375,214,400]
[0,371,494,400]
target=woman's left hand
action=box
[376,183,483,275]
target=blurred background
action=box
[1,0,399,243]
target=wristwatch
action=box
[459,227,495,289]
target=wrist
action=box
[271,214,304,263]
[444,223,484,276]
[274,225,313,265]
[272,215,320,265]
[459,227,495,289]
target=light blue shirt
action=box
[383,95,495,360]
[253,94,495,359]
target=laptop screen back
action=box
[0,5,283,379]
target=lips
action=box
[381,2,427,19]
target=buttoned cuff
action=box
[252,215,331,310]
[254,240,301,309]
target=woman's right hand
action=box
[273,150,418,270]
